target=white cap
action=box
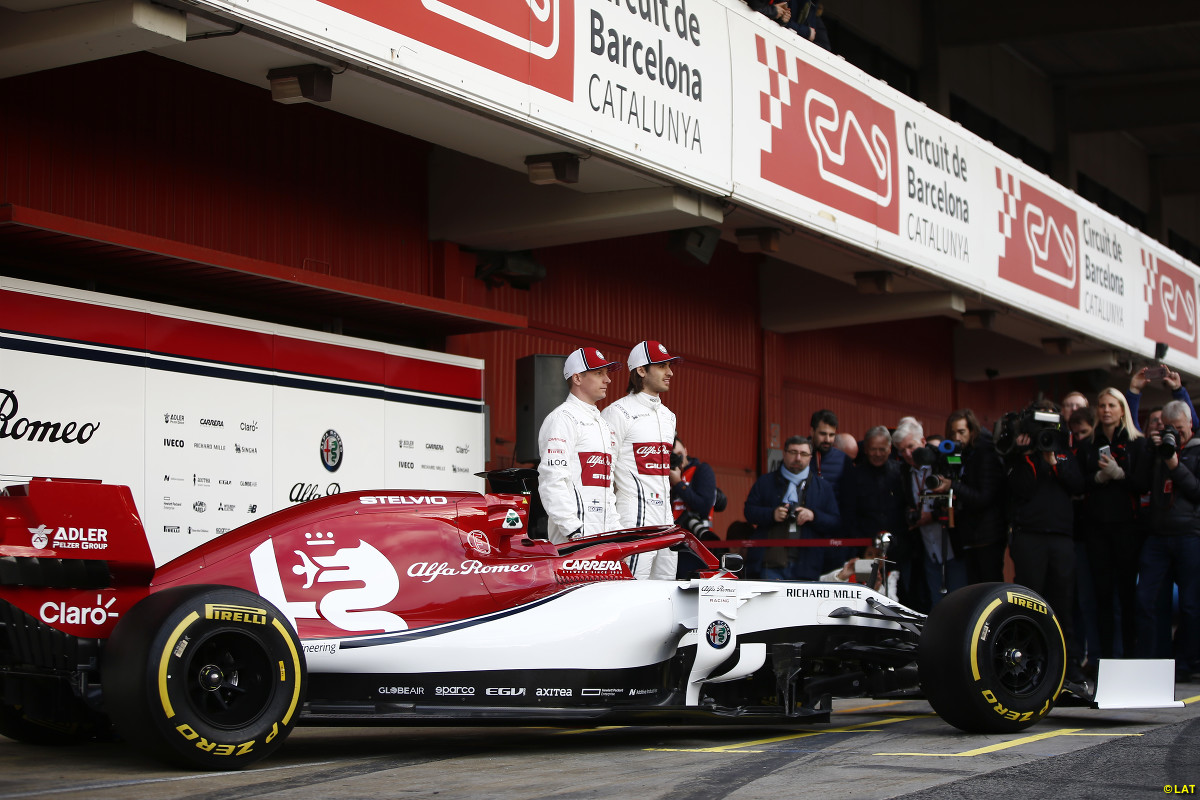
[563,347,620,379]
[627,340,682,370]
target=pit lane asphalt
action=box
[0,682,1196,800]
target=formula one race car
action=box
[0,472,1178,769]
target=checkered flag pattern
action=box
[1143,249,1157,307]
[756,35,791,131]
[996,168,1020,254]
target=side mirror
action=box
[720,553,744,574]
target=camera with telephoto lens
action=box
[669,451,683,470]
[911,439,964,489]
[1159,425,1180,459]
[676,511,713,539]
[993,404,1070,455]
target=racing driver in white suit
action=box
[537,346,621,543]
[602,340,681,579]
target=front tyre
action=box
[919,582,1065,733]
[102,585,306,769]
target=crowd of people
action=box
[535,342,1199,688]
[727,366,1198,688]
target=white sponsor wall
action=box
[187,0,1200,373]
[0,278,486,565]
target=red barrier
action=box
[707,538,874,548]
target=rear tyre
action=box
[103,585,305,769]
[919,582,1065,733]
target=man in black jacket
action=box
[842,426,908,598]
[1131,400,1200,681]
[930,409,1006,584]
[1005,401,1086,684]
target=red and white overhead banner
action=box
[187,0,1200,367]
[322,0,575,100]
[201,0,733,193]
[727,9,1198,366]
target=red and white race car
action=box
[0,471,1177,769]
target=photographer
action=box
[1131,400,1200,681]
[744,435,841,580]
[896,421,965,609]
[929,409,1006,584]
[669,435,716,527]
[1003,400,1087,687]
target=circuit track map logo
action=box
[321,0,574,100]
[1143,249,1198,357]
[997,168,1080,308]
[755,34,898,234]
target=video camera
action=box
[911,439,964,489]
[993,404,1070,455]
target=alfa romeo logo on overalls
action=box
[320,429,343,473]
[706,620,731,649]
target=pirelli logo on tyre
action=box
[1005,591,1048,615]
[205,603,268,625]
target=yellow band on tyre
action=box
[272,618,302,726]
[158,611,200,718]
[970,599,1003,681]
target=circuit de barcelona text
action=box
[588,5,705,152]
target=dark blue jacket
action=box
[744,467,842,578]
[813,445,848,500]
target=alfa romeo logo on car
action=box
[706,620,731,649]
[320,429,343,473]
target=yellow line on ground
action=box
[645,716,920,753]
[835,700,910,714]
[554,726,629,735]
[1182,694,1200,705]
[876,727,1141,757]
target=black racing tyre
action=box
[918,582,1065,733]
[102,585,306,769]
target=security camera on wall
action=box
[668,226,720,265]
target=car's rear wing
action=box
[0,478,155,588]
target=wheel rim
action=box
[181,629,274,729]
[989,615,1049,697]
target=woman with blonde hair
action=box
[1080,387,1142,663]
